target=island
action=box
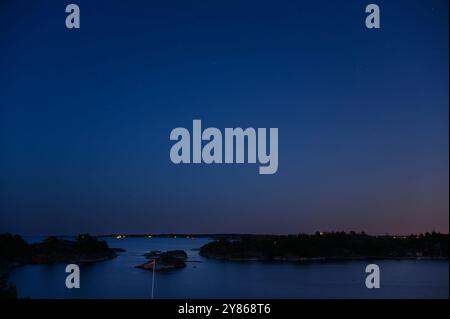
[137,250,187,271]
[199,232,449,261]
[0,233,121,267]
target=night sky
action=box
[0,0,448,235]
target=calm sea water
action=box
[8,237,449,299]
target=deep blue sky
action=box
[0,0,448,235]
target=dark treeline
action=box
[0,233,31,262]
[0,233,116,267]
[200,231,449,260]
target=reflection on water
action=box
[8,237,449,299]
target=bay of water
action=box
[8,237,449,299]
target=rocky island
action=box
[137,250,187,271]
